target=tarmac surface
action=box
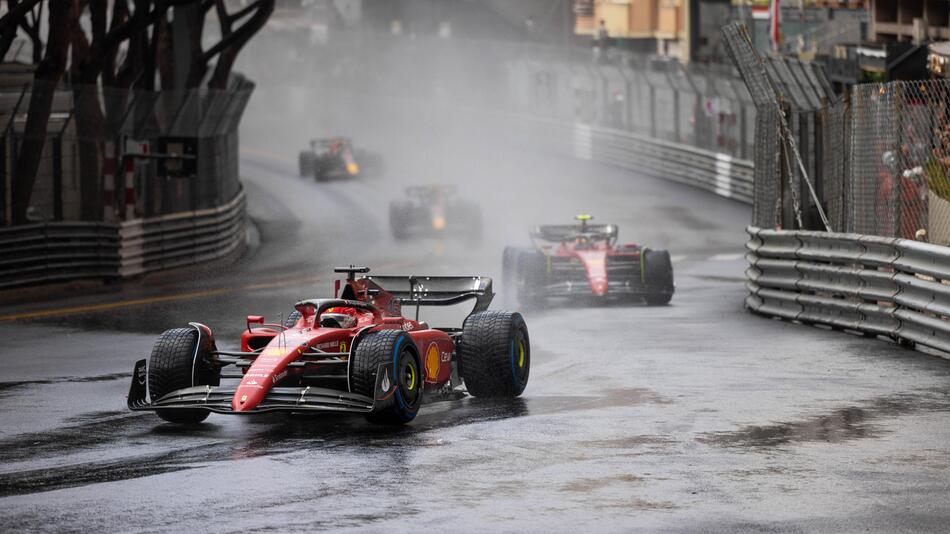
[1,87,950,533]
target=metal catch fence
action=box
[1,77,253,226]
[849,81,950,245]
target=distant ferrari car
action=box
[128,267,529,425]
[503,215,674,306]
[389,185,482,240]
[298,137,382,181]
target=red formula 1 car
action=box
[128,267,529,425]
[503,215,674,306]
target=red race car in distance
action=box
[298,137,382,181]
[503,215,674,306]
[128,267,529,425]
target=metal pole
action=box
[52,137,62,221]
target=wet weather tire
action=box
[459,311,529,397]
[148,327,219,424]
[643,249,674,305]
[517,250,546,309]
[350,330,422,425]
[299,152,315,177]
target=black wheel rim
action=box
[398,349,421,406]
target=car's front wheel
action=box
[350,330,423,425]
[148,326,220,424]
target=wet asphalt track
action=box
[2,94,950,533]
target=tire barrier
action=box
[0,222,120,290]
[0,188,246,290]
[746,226,950,354]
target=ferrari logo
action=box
[339,341,347,353]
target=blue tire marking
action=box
[393,335,406,410]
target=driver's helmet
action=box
[321,308,358,328]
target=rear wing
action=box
[531,223,618,244]
[406,185,456,198]
[363,275,493,313]
[310,137,352,148]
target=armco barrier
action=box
[0,189,246,290]
[119,188,246,277]
[590,126,753,204]
[0,222,120,290]
[504,113,754,205]
[746,226,950,354]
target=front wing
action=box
[538,280,667,298]
[128,359,394,415]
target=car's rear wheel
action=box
[517,250,547,308]
[642,249,674,305]
[459,311,529,397]
[313,158,328,182]
[299,152,315,177]
[350,330,422,425]
[148,326,220,424]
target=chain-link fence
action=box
[722,22,843,232]
[1,76,253,225]
[723,22,950,245]
[506,55,759,162]
[849,81,950,243]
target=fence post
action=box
[649,84,657,139]
[123,155,135,220]
[671,84,681,142]
[52,136,63,221]
[0,135,5,225]
[102,141,115,222]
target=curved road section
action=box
[0,85,948,532]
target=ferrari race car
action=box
[298,137,382,181]
[128,267,529,425]
[389,185,482,240]
[503,215,674,306]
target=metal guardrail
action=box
[0,222,120,290]
[507,113,754,205]
[588,126,754,204]
[119,188,247,277]
[746,226,950,354]
[0,189,246,290]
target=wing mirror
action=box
[246,315,264,331]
